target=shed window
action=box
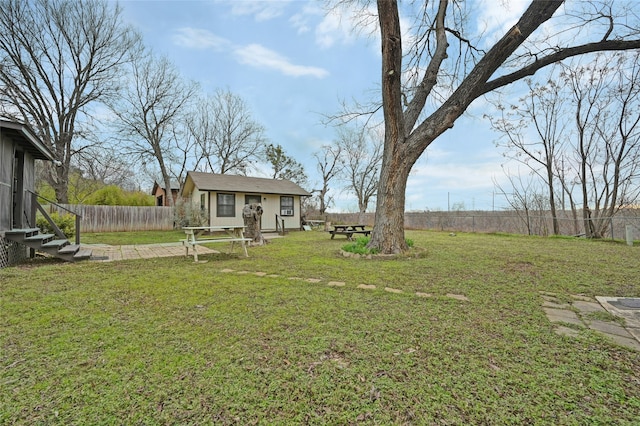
[217,193,235,217]
[280,196,294,216]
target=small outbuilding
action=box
[151,180,180,206]
[0,120,54,267]
[181,171,311,231]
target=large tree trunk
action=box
[368,153,412,253]
[369,0,563,254]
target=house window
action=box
[217,193,235,217]
[245,194,262,206]
[200,194,206,210]
[280,196,294,216]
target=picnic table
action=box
[182,226,252,262]
[329,224,371,240]
[303,219,325,230]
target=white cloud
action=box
[172,27,328,79]
[314,3,378,49]
[289,3,323,35]
[229,0,291,22]
[172,27,230,51]
[234,44,329,78]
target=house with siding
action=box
[181,171,311,230]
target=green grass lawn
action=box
[2,230,639,424]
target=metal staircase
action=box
[4,228,92,262]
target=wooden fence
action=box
[44,204,640,240]
[325,209,640,241]
[50,204,175,233]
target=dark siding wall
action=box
[22,151,36,227]
[0,131,13,230]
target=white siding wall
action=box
[206,191,302,229]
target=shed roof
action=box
[187,171,311,196]
[0,120,54,161]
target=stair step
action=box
[57,244,80,255]
[42,239,69,249]
[25,233,55,243]
[5,228,40,236]
[73,249,92,261]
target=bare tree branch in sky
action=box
[366,0,640,253]
[0,0,140,202]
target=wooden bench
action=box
[329,225,371,241]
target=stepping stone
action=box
[543,308,584,327]
[236,271,249,275]
[254,272,267,277]
[416,292,432,298]
[554,326,581,338]
[306,278,322,283]
[288,277,303,281]
[539,291,558,297]
[543,301,571,309]
[267,274,280,278]
[587,320,634,338]
[446,293,469,302]
[327,281,345,287]
[540,294,562,303]
[357,284,376,290]
[605,334,640,351]
[573,300,606,314]
[384,287,402,294]
[571,294,594,302]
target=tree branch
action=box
[480,39,640,96]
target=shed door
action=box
[245,194,262,229]
[12,151,25,229]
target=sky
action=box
[118,0,531,213]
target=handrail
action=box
[27,190,82,245]
[275,214,286,236]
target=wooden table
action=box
[329,224,371,240]
[182,226,251,262]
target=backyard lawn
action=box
[1,230,639,424]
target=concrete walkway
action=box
[84,242,218,262]
[541,292,640,351]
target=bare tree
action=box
[564,53,640,237]
[187,89,266,175]
[0,0,139,202]
[367,0,640,253]
[265,143,308,187]
[488,77,568,235]
[495,170,551,236]
[313,144,343,215]
[336,126,383,218]
[109,53,198,207]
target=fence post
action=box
[626,225,634,246]
[75,215,81,245]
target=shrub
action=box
[342,236,415,255]
[342,236,379,255]
[174,199,208,228]
[36,212,76,239]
